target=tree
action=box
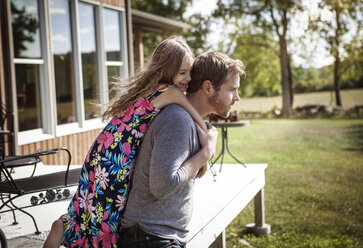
[309,0,362,106]
[184,13,212,55]
[221,27,281,97]
[213,0,304,117]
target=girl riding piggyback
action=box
[44,36,207,248]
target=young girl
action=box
[44,36,207,248]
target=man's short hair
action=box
[187,51,246,93]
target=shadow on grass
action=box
[343,124,363,152]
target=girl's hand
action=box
[196,119,208,132]
[153,87,208,131]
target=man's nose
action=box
[233,92,240,102]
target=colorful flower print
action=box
[61,84,170,247]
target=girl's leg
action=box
[43,219,65,248]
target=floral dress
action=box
[61,84,170,248]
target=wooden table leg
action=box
[210,229,226,248]
[246,187,271,236]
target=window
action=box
[107,66,121,99]
[11,0,42,59]
[103,8,127,100]
[104,9,122,62]
[14,64,42,131]
[10,0,128,144]
[50,0,76,125]
[11,0,43,132]
[79,2,100,120]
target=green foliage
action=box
[341,36,363,89]
[310,0,362,57]
[213,0,303,33]
[213,0,304,116]
[293,66,334,93]
[293,47,363,94]
[211,6,285,97]
[131,0,191,62]
[183,13,212,55]
[131,0,191,21]
[131,0,211,60]
[230,33,281,97]
[216,119,363,247]
[140,33,163,64]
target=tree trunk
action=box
[334,54,342,106]
[333,8,342,107]
[280,38,291,117]
[287,55,294,108]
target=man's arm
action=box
[148,108,217,200]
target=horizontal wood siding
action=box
[99,0,124,8]
[19,129,102,165]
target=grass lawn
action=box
[215,119,363,247]
[233,88,363,113]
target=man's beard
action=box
[208,91,232,118]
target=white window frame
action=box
[79,0,106,129]
[54,0,103,136]
[103,5,129,102]
[16,0,129,144]
[17,0,55,145]
[54,0,84,136]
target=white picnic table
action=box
[187,163,269,248]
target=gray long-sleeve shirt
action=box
[121,104,200,243]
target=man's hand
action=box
[196,163,208,178]
[183,122,218,180]
[196,122,218,162]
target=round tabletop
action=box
[210,120,250,128]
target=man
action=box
[118,51,245,247]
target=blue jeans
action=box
[117,224,186,248]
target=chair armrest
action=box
[0,147,72,194]
[0,147,70,165]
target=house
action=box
[0,0,189,164]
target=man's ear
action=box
[201,80,215,96]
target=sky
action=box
[184,0,355,69]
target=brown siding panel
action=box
[99,0,124,8]
[19,129,102,165]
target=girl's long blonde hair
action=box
[102,36,194,121]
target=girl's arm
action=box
[151,87,207,131]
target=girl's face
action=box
[172,55,193,92]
